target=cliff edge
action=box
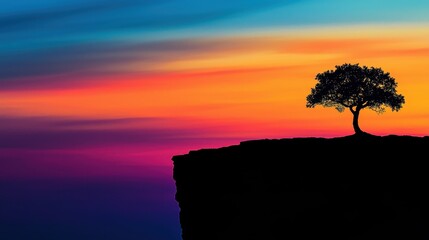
[172,134,429,240]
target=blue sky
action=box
[3,0,429,49]
[2,0,429,83]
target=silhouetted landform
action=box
[173,134,429,240]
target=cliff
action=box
[172,134,429,240]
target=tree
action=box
[306,63,405,135]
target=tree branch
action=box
[340,102,351,108]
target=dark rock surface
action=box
[173,134,429,240]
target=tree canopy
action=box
[306,63,405,134]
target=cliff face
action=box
[173,135,429,240]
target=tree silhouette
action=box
[306,63,405,135]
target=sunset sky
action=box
[2,1,429,239]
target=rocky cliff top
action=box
[173,134,429,240]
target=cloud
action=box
[0,0,300,83]
[0,37,263,88]
[0,35,420,90]
[0,0,137,31]
[52,117,160,127]
[0,0,294,33]
[0,128,198,149]
[0,0,295,50]
[0,116,218,149]
[0,116,160,129]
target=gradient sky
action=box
[2,1,429,239]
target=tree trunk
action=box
[352,110,363,135]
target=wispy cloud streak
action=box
[0,116,213,149]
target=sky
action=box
[2,1,429,239]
